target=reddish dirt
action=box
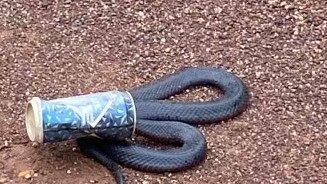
[0,0,326,184]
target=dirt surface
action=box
[0,0,326,183]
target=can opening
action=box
[25,97,43,143]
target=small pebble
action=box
[214,7,223,14]
[24,174,32,179]
[164,48,171,52]
[0,178,8,183]
[67,170,71,174]
[18,170,34,178]
[268,0,278,5]
[32,142,39,148]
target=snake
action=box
[76,67,249,184]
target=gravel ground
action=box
[0,0,326,183]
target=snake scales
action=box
[77,67,249,184]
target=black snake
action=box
[77,67,249,184]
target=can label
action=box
[35,91,135,143]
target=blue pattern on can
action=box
[40,91,135,143]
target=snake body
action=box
[77,67,249,183]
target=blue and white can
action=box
[25,91,136,143]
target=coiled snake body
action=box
[77,67,249,184]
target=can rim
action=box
[125,91,137,136]
[25,97,44,143]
